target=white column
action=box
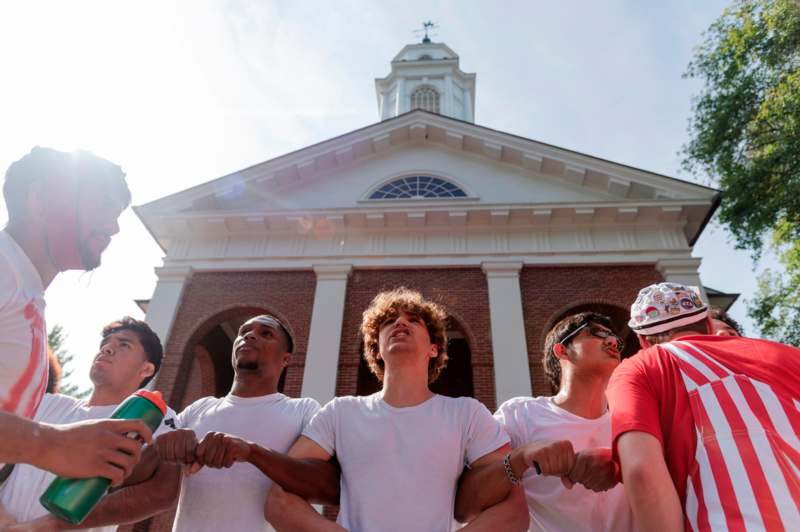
[444,74,454,117]
[481,261,532,405]
[301,264,352,404]
[656,257,707,300]
[396,78,406,115]
[145,266,192,349]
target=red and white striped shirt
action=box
[0,231,48,420]
[665,340,800,530]
[609,335,800,531]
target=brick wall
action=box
[154,270,316,411]
[335,268,497,410]
[519,265,663,395]
[140,264,664,531]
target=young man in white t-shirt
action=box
[0,317,181,531]
[216,287,523,531]
[154,314,320,532]
[460,312,636,531]
[1,147,152,484]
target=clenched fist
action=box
[567,447,619,492]
[155,429,199,465]
[508,440,576,489]
[195,432,252,469]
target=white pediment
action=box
[136,110,718,254]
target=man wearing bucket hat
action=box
[607,282,800,531]
[155,314,321,532]
[1,147,153,485]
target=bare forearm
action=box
[247,444,340,505]
[456,451,523,522]
[624,467,683,532]
[72,462,181,529]
[116,445,160,488]
[0,412,49,465]
[618,432,683,532]
[460,486,528,532]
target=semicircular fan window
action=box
[369,176,467,199]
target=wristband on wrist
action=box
[503,453,519,485]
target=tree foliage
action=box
[48,325,90,399]
[684,0,800,345]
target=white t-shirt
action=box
[172,393,320,532]
[495,396,636,532]
[0,392,180,532]
[303,392,509,532]
[0,230,48,420]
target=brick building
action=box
[137,39,724,433]
[127,37,733,531]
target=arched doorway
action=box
[355,317,475,398]
[548,303,639,360]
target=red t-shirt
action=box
[607,335,800,506]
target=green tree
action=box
[48,325,90,399]
[683,0,800,345]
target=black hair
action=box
[102,317,163,388]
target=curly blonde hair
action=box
[361,287,448,384]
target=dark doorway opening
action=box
[355,318,474,398]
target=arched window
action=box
[369,176,467,199]
[411,85,440,113]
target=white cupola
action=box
[375,39,476,123]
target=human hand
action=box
[520,440,575,488]
[155,428,199,467]
[195,432,252,469]
[567,447,619,492]
[35,418,152,487]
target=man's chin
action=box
[235,365,261,376]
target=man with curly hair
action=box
[456,312,635,531]
[271,287,528,531]
[194,288,528,531]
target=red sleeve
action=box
[607,349,665,462]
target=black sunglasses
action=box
[559,323,624,352]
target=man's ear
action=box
[140,361,155,382]
[703,317,713,335]
[552,343,572,361]
[282,353,291,367]
[428,344,438,359]
[636,334,651,349]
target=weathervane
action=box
[414,20,439,44]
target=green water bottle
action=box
[39,389,167,525]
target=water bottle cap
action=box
[134,390,167,415]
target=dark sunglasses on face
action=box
[559,323,624,352]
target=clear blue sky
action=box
[1,1,769,392]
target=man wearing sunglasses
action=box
[457,312,635,531]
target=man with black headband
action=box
[0,147,152,485]
[457,312,635,531]
[155,314,320,532]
